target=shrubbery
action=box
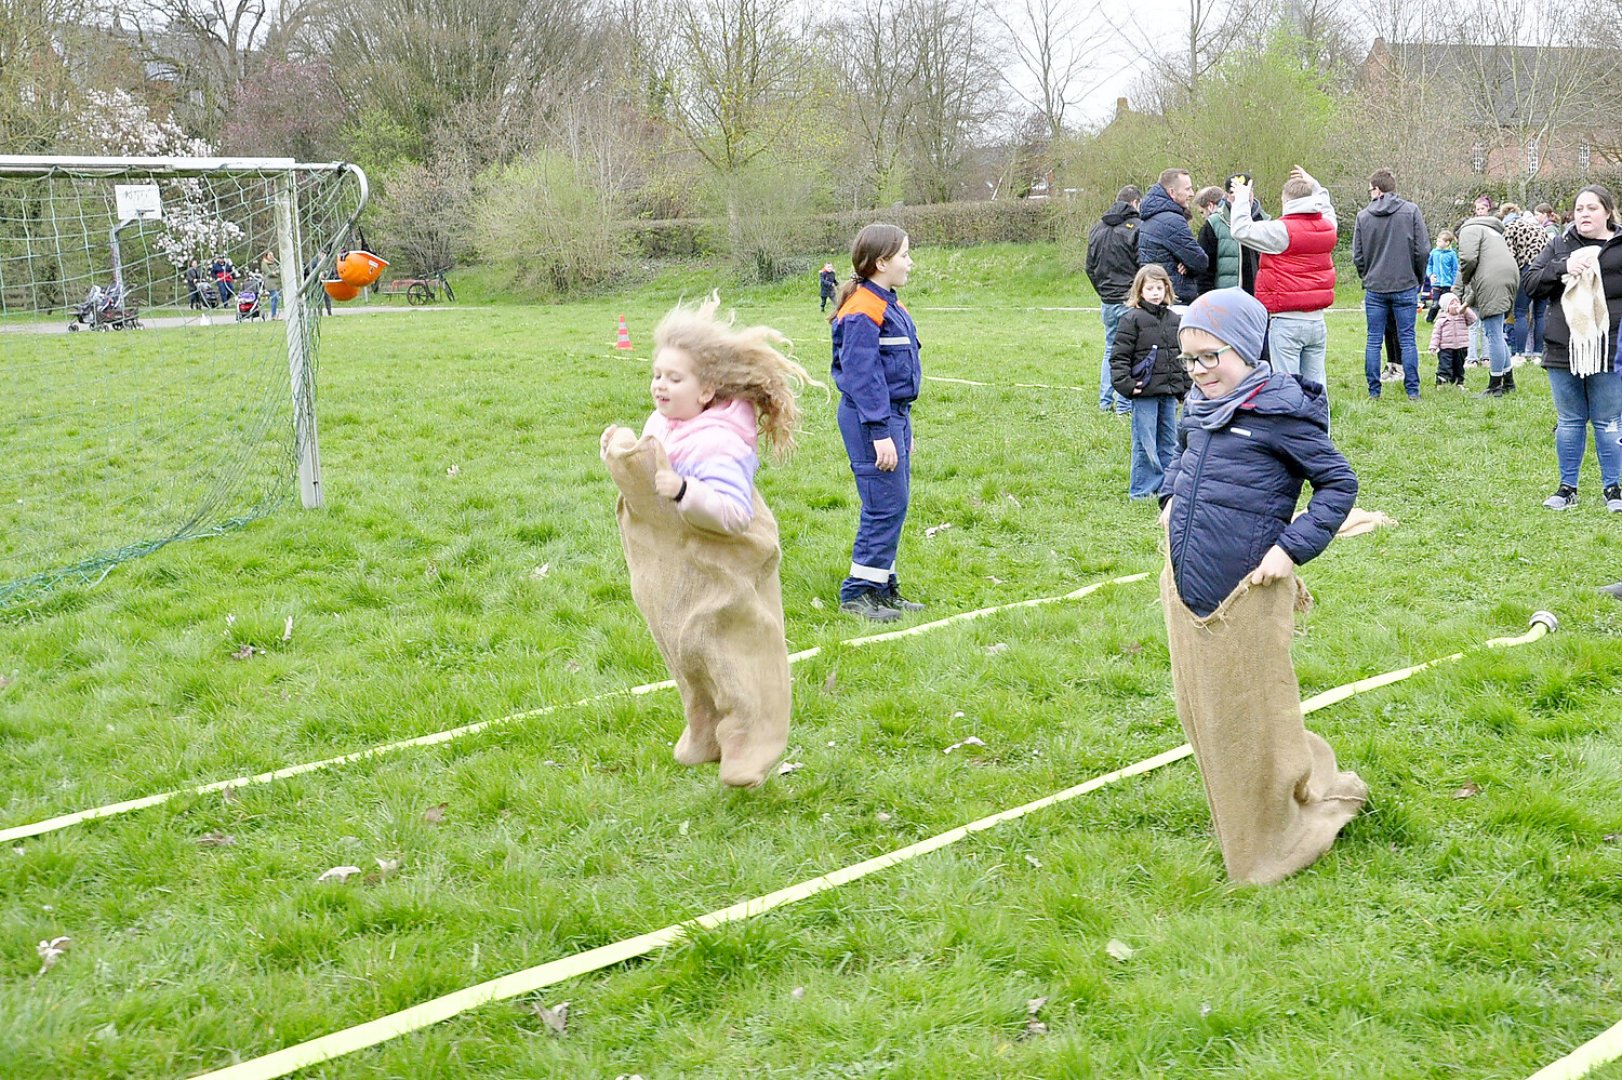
[471,153,625,294]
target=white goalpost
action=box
[0,156,369,603]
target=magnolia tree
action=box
[72,89,244,267]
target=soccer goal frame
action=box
[0,155,370,511]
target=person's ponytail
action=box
[827,277,861,322]
[826,223,909,324]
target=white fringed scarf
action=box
[1562,259,1611,376]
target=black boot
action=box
[881,585,925,612]
[1478,374,1506,398]
[1503,369,1517,392]
[840,591,901,623]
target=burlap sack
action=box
[603,429,790,787]
[1160,562,1368,884]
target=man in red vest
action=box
[1229,166,1338,389]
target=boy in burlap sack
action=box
[600,294,821,788]
[1158,288,1368,884]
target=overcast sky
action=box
[1049,0,1382,127]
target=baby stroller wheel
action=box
[68,322,81,332]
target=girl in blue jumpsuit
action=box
[829,223,923,622]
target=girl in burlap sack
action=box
[600,294,820,788]
[1158,288,1368,885]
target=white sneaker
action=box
[1543,485,1579,510]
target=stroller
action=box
[68,283,142,332]
[235,274,266,322]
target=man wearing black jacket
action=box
[1086,184,1142,413]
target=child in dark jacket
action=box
[1110,264,1189,499]
[1161,288,1358,617]
[1157,287,1365,885]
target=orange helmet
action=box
[335,250,389,287]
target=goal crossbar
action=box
[0,156,372,599]
[0,156,358,179]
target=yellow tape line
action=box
[1,574,1149,845]
[188,745,1193,1080]
[186,615,1556,1080]
[1527,1017,1622,1080]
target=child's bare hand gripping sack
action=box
[600,294,821,788]
[1158,287,1368,884]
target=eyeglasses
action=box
[1178,345,1233,371]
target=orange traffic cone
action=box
[615,314,633,351]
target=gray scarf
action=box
[1182,361,1273,431]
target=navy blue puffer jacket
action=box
[1138,183,1210,304]
[1160,373,1357,617]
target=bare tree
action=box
[1438,0,1618,191]
[989,0,1116,140]
[313,0,594,157]
[827,0,920,208]
[0,0,91,152]
[906,0,1002,202]
[120,0,322,134]
[656,0,814,237]
[1113,0,1272,110]
[1274,0,1365,83]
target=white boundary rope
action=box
[1527,1018,1622,1080]
[0,573,1150,845]
[183,613,1558,1080]
[924,375,1088,392]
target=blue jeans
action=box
[1128,394,1179,499]
[1099,303,1130,413]
[267,289,282,318]
[1268,317,1328,387]
[1479,312,1510,375]
[1545,367,1622,489]
[837,397,912,601]
[1512,289,1548,354]
[1365,288,1419,397]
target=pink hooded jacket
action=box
[1428,293,1478,351]
[641,399,760,535]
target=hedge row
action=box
[623,199,1061,259]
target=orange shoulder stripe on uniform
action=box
[835,286,888,326]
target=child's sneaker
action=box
[1543,484,1579,510]
[1379,363,1403,383]
[1607,485,1622,513]
[840,591,902,622]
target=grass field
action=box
[3,243,1621,1079]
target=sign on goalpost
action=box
[114,183,164,221]
[0,156,370,605]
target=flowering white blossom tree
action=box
[70,89,244,267]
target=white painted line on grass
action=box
[183,611,1558,1080]
[1527,1016,1622,1080]
[924,375,1088,392]
[1,574,1149,845]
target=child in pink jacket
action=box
[1429,291,1478,386]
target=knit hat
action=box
[1179,288,1269,367]
[1438,291,1460,309]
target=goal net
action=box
[0,157,366,606]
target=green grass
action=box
[3,243,1621,1079]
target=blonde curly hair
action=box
[653,292,824,460]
